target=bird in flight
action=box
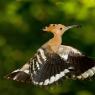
[5,24,95,86]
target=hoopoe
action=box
[5,24,95,86]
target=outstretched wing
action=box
[58,45,95,79]
[31,49,72,85]
[5,45,95,86]
[5,48,73,85]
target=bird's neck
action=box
[50,34,62,46]
[42,33,62,53]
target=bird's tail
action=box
[5,63,32,83]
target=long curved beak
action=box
[65,25,80,31]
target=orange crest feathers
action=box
[42,24,65,33]
[42,24,55,32]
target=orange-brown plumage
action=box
[42,24,78,53]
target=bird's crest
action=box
[42,24,65,33]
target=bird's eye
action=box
[60,27,62,30]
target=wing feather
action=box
[57,45,95,79]
[5,45,95,85]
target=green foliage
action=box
[0,0,95,95]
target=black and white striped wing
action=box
[5,48,47,83]
[5,48,72,85]
[5,45,95,86]
[30,48,72,85]
[58,45,95,80]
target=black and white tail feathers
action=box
[5,63,31,83]
[5,46,95,86]
[6,70,31,83]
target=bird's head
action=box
[43,24,79,36]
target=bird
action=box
[5,24,95,86]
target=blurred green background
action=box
[0,0,95,95]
